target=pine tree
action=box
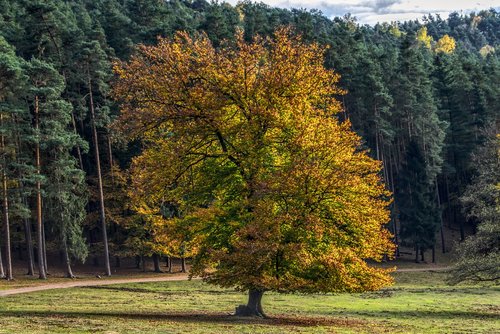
[0,36,25,280]
[448,130,499,283]
[26,55,89,278]
[41,82,88,278]
[80,40,113,276]
[397,141,441,260]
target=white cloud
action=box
[226,0,500,24]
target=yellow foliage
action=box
[389,24,402,38]
[434,34,456,54]
[416,27,433,49]
[480,45,495,58]
[113,28,395,293]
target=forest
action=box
[0,0,498,295]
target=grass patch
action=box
[0,271,498,333]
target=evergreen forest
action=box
[0,0,498,289]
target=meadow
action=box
[0,270,498,334]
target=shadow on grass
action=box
[0,307,497,328]
[0,310,366,328]
[327,309,499,320]
[81,285,239,296]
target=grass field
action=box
[0,271,498,333]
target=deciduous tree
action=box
[114,29,395,316]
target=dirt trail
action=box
[0,266,450,297]
[396,266,451,272]
[0,274,190,297]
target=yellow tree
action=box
[113,28,395,317]
[416,27,433,49]
[434,35,456,54]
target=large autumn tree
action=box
[113,28,395,317]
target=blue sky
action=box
[227,0,500,25]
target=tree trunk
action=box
[107,134,114,184]
[181,257,186,273]
[444,176,452,228]
[24,218,35,276]
[62,241,75,278]
[135,255,141,269]
[71,112,83,170]
[235,289,266,317]
[115,256,120,268]
[88,74,111,277]
[435,179,446,253]
[1,121,13,281]
[414,244,419,263]
[141,255,146,272]
[153,254,162,273]
[0,243,5,278]
[168,257,173,273]
[35,96,46,280]
[432,245,436,263]
[420,247,425,262]
[42,220,48,274]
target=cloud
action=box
[227,0,500,24]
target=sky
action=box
[226,0,500,25]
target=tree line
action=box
[0,0,498,281]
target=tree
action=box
[434,34,456,54]
[80,40,113,276]
[397,141,440,260]
[114,28,395,316]
[448,130,500,284]
[0,36,25,280]
[416,27,433,49]
[41,82,88,278]
[25,58,87,279]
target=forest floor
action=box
[0,269,498,333]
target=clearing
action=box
[0,270,498,333]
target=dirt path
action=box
[396,266,451,272]
[0,266,450,297]
[0,274,190,297]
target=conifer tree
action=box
[25,59,86,279]
[448,130,499,283]
[80,40,113,276]
[0,36,25,280]
[397,141,441,260]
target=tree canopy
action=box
[113,28,395,316]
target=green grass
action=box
[0,271,498,333]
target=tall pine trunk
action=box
[62,240,75,278]
[2,171,13,280]
[0,245,5,278]
[71,112,83,170]
[42,219,48,274]
[35,96,47,279]
[88,74,111,277]
[24,217,35,276]
[14,124,35,276]
[1,115,13,280]
[435,179,446,253]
